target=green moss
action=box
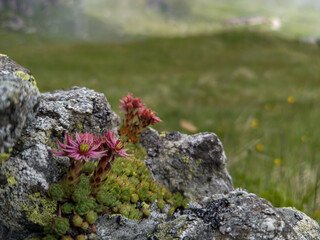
[13,70,39,92]
[22,193,57,226]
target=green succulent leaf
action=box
[53,217,69,236]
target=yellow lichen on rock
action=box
[182,156,189,164]
[22,193,57,226]
[0,152,11,164]
[13,71,39,92]
[159,132,167,138]
[153,216,191,240]
[6,173,17,186]
[0,53,7,57]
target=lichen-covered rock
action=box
[140,129,233,201]
[0,86,120,239]
[95,201,171,240]
[95,190,320,240]
[0,54,40,154]
[278,207,320,240]
[150,189,320,240]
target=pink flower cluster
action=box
[119,93,145,113]
[49,130,131,193]
[50,131,129,162]
[119,93,162,143]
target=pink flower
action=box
[49,132,106,161]
[119,93,145,112]
[103,130,131,159]
[138,108,162,125]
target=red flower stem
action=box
[91,152,115,192]
[66,158,85,186]
[58,203,62,218]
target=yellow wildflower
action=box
[287,96,295,104]
[301,136,307,142]
[274,158,281,165]
[251,119,259,129]
[264,104,272,111]
[256,144,264,151]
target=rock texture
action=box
[0,54,40,153]
[140,129,233,201]
[96,201,171,240]
[95,190,320,240]
[149,190,320,240]
[0,86,119,239]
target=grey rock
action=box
[0,54,40,153]
[140,129,233,201]
[278,207,320,240]
[150,189,320,240]
[96,201,171,240]
[95,190,320,240]
[0,86,120,239]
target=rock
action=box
[278,207,320,240]
[96,201,171,240]
[140,129,233,201]
[0,86,120,239]
[0,54,40,153]
[95,190,320,240]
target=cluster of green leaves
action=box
[42,173,99,239]
[96,144,188,219]
[40,143,188,239]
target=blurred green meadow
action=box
[1,29,320,222]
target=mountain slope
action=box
[1,0,320,40]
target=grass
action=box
[1,29,320,222]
